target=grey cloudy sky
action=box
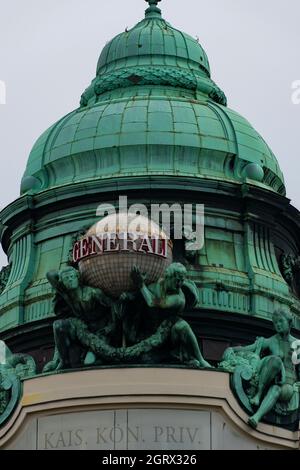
[0,0,299,268]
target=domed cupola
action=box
[97,0,211,77]
[21,0,285,196]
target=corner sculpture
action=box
[280,253,300,295]
[0,343,36,426]
[44,263,211,372]
[220,310,300,429]
[0,265,11,295]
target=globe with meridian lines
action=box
[76,213,173,298]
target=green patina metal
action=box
[0,344,36,425]
[220,310,300,430]
[0,265,11,296]
[0,0,300,430]
[21,0,283,196]
[43,263,210,371]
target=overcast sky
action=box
[0,0,299,268]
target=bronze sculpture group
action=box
[42,263,300,430]
[0,259,299,431]
[44,263,210,372]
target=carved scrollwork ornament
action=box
[0,343,36,426]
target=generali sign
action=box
[73,232,169,264]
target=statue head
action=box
[60,267,80,291]
[272,309,293,335]
[163,263,187,293]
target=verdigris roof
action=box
[21,0,285,195]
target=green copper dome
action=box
[96,2,211,78]
[21,0,285,196]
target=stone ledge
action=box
[0,368,299,449]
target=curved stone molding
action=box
[199,288,250,313]
[0,369,298,449]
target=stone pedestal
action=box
[1,368,298,450]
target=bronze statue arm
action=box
[139,285,184,313]
[159,294,184,311]
[131,266,184,311]
[232,337,268,354]
[131,266,157,308]
[140,284,157,308]
[93,289,113,308]
[46,271,61,290]
[279,361,286,385]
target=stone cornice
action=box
[0,368,297,449]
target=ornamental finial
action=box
[145,0,162,18]
[146,0,161,6]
